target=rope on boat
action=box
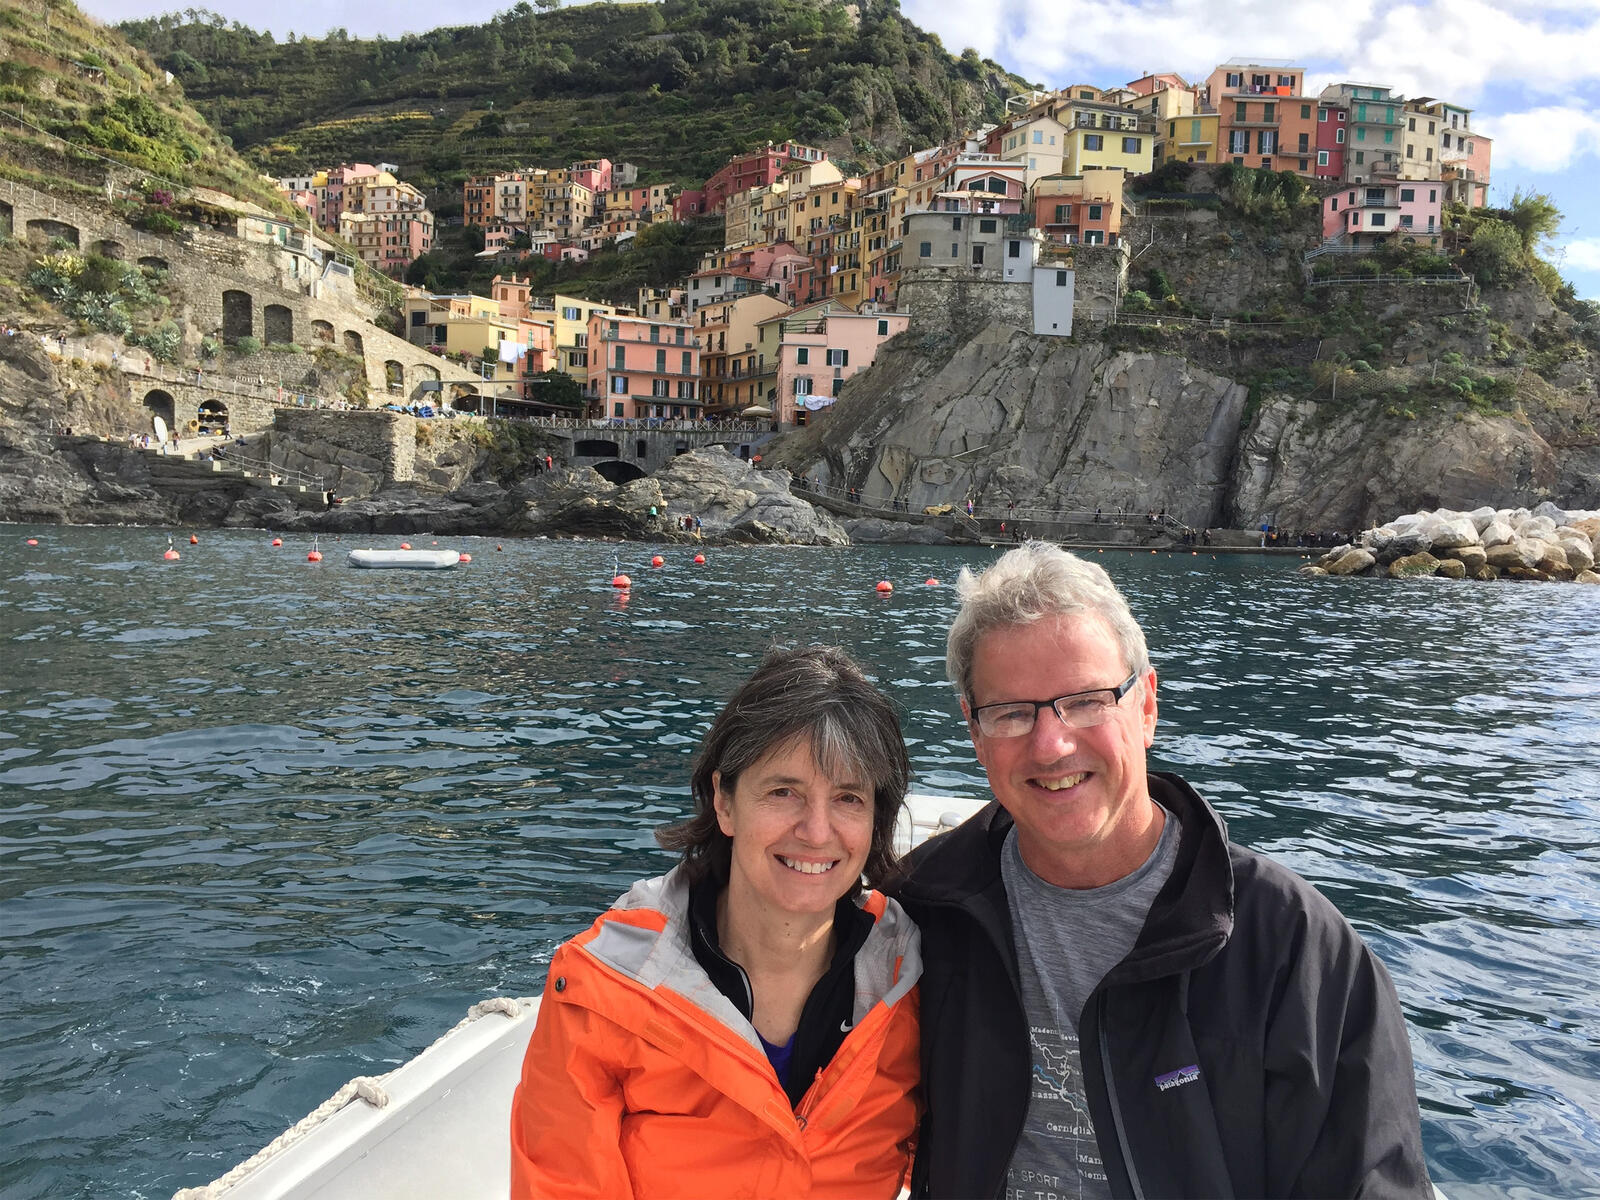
[171,996,536,1199]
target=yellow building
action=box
[694,292,792,416]
[1162,112,1220,165]
[1118,81,1209,166]
[551,293,614,380]
[404,292,501,345]
[1053,86,1158,176]
[540,171,594,237]
[723,184,764,251]
[788,177,861,305]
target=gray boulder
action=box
[1325,547,1376,576]
[1388,551,1440,578]
[1480,518,1516,548]
[1422,512,1481,550]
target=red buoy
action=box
[611,574,632,589]
[26,538,38,546]
[163,548,180,561]
[496,544,504,551]
[189,534,198,545]
[307,550,323,562]
[651,555,664,568]
[400,542,412,550]
[693,553,705,565]
[271,537,282,547]
[458,552,472,563]
[875,580,893,594]
[925,578,939,586]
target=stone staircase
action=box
[135,446,327,501]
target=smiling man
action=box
[891,543,1431,1200]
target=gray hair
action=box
[946,542,1151,703]
[659,645,910,894]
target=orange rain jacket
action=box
[510,867,922,1199]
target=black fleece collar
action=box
[895,771,1234,978]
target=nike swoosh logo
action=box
[840,1019,854,1033]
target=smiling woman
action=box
[509,646,922,1199]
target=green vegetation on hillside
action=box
[115,0,1029,190]
[0,0,294,212]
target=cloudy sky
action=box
[82,0,1600,298]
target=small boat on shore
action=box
[177,793,986,1200]
[346,549,460,570]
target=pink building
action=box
[1322,181,1442,246]
[287,190,317,223]
[586,311,702,419]
[771,305,910,427]
[674,190,707,220]
[1316,101,1347,181]
[570,158,613,194]
[702,142,826,213]
[687,242,809,311]
[321,163,379,229]
[616,184,673,214]
[1125,71,1191,96]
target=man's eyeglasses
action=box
[969,673,1141,738]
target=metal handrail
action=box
[214,448,326,490]
[794,480,1190,530]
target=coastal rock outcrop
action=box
[767,328,1248,530]
[1304,502,1600,584]
[518,448,847,545]
[248,447,846,544]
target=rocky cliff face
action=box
[1228,395,1596,531]
[768,283,1600,534]
[767,323,1248,528]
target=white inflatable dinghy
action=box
[346,549,460,570]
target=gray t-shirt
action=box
[1001,806,1178,1200]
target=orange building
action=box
[1204,60,1319,176]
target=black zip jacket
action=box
[890,772,1431,1199]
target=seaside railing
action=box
[210,449,327,491]
[459,413,770,434]
[793,479,1189,533]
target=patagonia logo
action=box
[1154,1064,1201,1092]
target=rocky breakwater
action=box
[1304,502,1600,584]
[252,447,848,545]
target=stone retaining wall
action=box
[263,408,415,497]
[2,180,477,403]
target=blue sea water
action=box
[1,527,1597,1198]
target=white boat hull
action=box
[346,549,460,570]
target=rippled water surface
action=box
[2,527,1598,1198]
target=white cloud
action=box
[1556,237,1600,274]
[907,0,1600,110]
[1481,107,1600,172]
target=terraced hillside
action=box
[116,0,1031,194]
[0,0,293,213]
